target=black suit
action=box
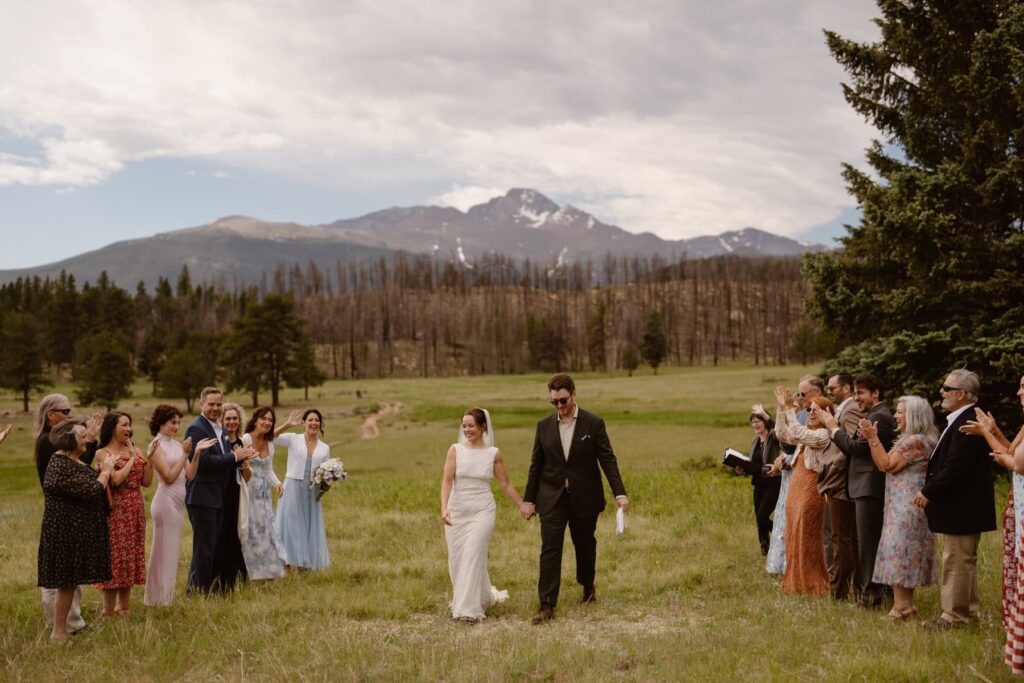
[746,431,782,556]
[184,415,237,594]
[921,407,995,535]
[524,408,627,607]
[832,401,896,603]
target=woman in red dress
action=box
[94,411,152,617]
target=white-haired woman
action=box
[860,395,940,620]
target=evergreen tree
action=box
[158,332,220,413]
[586,297,608,371]
[224,294,306,406]
[808,2,1024,408]
[0,313,53,412]
[74,331,134,410]
[621,343,640,377]
[640,311,667,374]
[285,337,328,401]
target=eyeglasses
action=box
[49,408,72,416]
[794,392,805,398]
[550,397,571,406]
[941,384,964,393]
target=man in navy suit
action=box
[522,373,628,624]
[185,387,250,595]
[915,369,995,629]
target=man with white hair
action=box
[914,368,995,629]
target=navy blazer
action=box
[921,406,996,535]
[184,415,238,510]
[523,408,627,518]
[834,401,896,499]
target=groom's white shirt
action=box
[557,404,579,460]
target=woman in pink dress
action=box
[143,405,193,606]
[93,411,152,618]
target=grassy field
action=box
[0,365,1013,681]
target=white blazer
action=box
[274,432,330,481]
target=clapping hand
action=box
[857,418,878,442]
[180,437,192,454]
[100,452,118,474]
[813,404,838,431]
[961,407,997,436]
[774,386,789,409]
[233,445,258,462]
[84,413,102,443]
[0,424,12,445]
[194,437,219,455]
[147,439,160,460]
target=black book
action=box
[723,447,759,475]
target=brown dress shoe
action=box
[581,586,596,605]
[531,605,555,625]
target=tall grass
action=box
[0,365,1013,681]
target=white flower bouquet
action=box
[310,457,347,501]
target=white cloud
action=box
[0,0,881,238]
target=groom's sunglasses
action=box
[550,398,571,406]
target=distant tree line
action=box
[0,253,815,411]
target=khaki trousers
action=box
[940,533,981,624]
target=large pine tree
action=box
[806,1,1024,405]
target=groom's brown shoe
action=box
[581,586,596,605]
[531,604,555,625]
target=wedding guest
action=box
[94,411,151,618]
[915,369,995,629]
[239,407,286,580]
[216,402,249,591]
[38,419,117,640]
[143,405,192,606]
[823,372,863,601]
[773,389,841,596]
[441,408,524,621]
[795,375,834,576]
[961,374,1024,671]
[735,405,781,556]
[274,409,331,570]
[822,373,896,608]
[861,396,939,620]
[33,394,101,634]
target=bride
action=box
[440,408,525,622]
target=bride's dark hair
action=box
[464,408,488,431]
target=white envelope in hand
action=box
[615,507,626,535]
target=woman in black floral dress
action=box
[37,419,117,639]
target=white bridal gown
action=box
[445,443,509,620]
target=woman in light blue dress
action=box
[273,408,330,570]
[238,406,286,580]
[765,448,797,575]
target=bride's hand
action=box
[441,509,452,526]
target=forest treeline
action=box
[0,252,816,410]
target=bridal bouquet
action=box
[310,458,347,501]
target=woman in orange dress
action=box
[772,388,842,596]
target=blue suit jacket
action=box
[184,415,238,509]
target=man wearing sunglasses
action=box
[522,373,628,624]
[33,393,102,635]
[915,369,995,629]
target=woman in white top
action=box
[274,409,330,570]
[238,406,286,579]
[440,408,525,622]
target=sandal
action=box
[883,606,916,621]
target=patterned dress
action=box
[872,436,937,587]
[765,450,796,575]
[38,455,111,587]
[239,441,286,580]
[95,452,147,589]
[1004,472,1024,674]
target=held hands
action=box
[519,502,536,520]
[913,491,929,508]
[276,483,284,496]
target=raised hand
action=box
[751,404,769,420]
[287,409,302,427]
[85,413,102,443]
[194,437,219,454]
[774,386,788,408]
[858,418,878,442]
[0,424,12,445]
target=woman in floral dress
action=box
[94,411,151,618]
[861,396,939,620]
[239,407,286,580]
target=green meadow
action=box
[0,365,1013,681]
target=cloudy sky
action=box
[0,0,881,269]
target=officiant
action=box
[734,405,782,556]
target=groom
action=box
[521,373,628,624]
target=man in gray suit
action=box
[821,373,896,608]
